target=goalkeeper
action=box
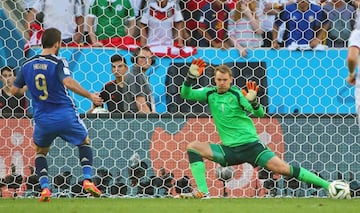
[180,59,331,198]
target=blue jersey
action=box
[14,54,87,146]
[275,3,327,46]
[14,54,76,121]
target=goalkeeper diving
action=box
[180,59,331,198]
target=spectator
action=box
[0,66,27,116]
[272,0,328,49]
[350,0,360,9]
[83,0,96,44]
[139,0,185,47]
[89,54,129,113]
[194,0,233,48]
[179,0,207,46]
[24,11,44,50]
[124,46,156,113]
[180,0,207,30]
[323,0,356,47]
[20,0,37,12]
[86,0,136,47]
[129,0,147,39]
[130,0,147,18]
[351,0,360,29]
[25,0,85,44]
[259,0,293,47]
[229,0,263,57]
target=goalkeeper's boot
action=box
[39,188,51,202]
[180,191,210,199]
[83,179,101,197]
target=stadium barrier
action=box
[26,47,354,114]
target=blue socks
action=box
[78,144,93,180]
[35,153,49,189]
[35,143,94,189]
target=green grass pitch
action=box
[0,198,359,213]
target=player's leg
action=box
[62,117,101,197]
[35,145,51,202]
[77,136,93,181]
[33,123,55,202]
[258,152,330,190]
[78,137,101,197]
[185,141,214,197]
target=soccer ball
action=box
[92,107,109,114]
[215,166,234,181]
[328,180,351,199]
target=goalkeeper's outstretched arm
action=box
[241,80,265,117]
[180,59,208,102]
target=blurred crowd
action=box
[20,0,360,54]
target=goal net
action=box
[0,0,359,198]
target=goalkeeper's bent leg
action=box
[188,149,209,193]
[290,165,330,190]
[78,143,93,180]
[35,153,49,189]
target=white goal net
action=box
[0,0,359,198]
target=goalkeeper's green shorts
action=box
[210,141,276,168]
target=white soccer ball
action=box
[92,107,109,114]
[328,180,351,199]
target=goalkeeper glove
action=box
[242,80,259,107]
[186,59,206,84]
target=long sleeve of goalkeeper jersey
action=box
[181,83,264,146]
[180,82,212,102]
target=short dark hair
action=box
[1,66,15,76]
[111,54,127,64]
[41,28,61,48]
[133,46,152,57]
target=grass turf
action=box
[0,198,359,213]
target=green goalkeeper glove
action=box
[186,59,206,84]
[242,81,259,107]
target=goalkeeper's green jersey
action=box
[181,84,265,147]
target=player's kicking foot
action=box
[83,179,101,197]
[180,191,210,199]
[39,188,51,202]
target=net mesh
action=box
[0,0,359,198]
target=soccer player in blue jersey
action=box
[180,59,332,198]
[11,28,103,202]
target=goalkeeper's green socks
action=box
[291,165,330,190]
[188,150,209,193]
